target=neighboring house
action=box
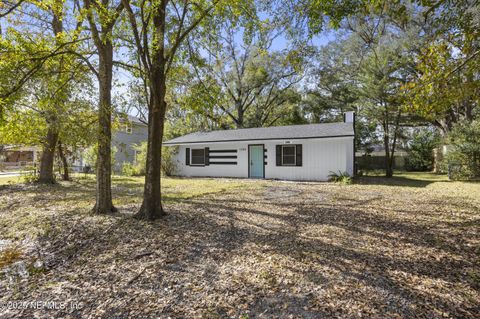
[112,115,148,172]
[1,115,148,173]
[0,145,39,170]
[164,112,355,181]
[79,115,148,172]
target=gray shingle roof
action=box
[164,122,354,145]
[126,115,147,125]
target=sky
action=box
[1,1,339,118]
[115,26,338,118]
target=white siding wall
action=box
[174,143,248,178]
[171,136,354,181]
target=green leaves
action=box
[405,37,479,123]
[405,129,439,171]
[446,120,480,179]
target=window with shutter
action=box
[282,145,296,165]
[191,149,205,165]
[276,144,302,166]
[295,144,302,166]
[276,145,282,166]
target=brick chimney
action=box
[343,111,355,123]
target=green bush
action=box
[21,167,38,183]
[446,120,480,180]
[328,171,353,184]
[83,145,117,168]
[405,129,439,171]
[123,143,177,176]
[161,146,178,176]
[121,162,140,176]
[132,142,147,175]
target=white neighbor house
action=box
[164,112,355,181]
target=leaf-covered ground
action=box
[0,173,479,318]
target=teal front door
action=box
[249,145,264,178]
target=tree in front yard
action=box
[0,0,95,182]
[184,14,305,129]
[81,0,125,214]
[121,0,256,220]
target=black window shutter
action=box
[296,144,302,166]
[276,145,282,166]
[205,147,209,165]
[186,148,190,166]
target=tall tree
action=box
[305,3,429,177]
[38,0,65,183]
[82,0,124,214]
[185,17,303,128]
[1,0,88,183]
[122,0,250,219]
[350,6,427,177]
[405,1,479,134]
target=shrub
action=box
[405,129,439,171]
[125,143,177,176]
[21,166,38,183]
[446,120,480,180]
[132,142,147,175]
[121,162,137,176]
[83,145,117,168]
[161,146,178,176]
[328,171,353,184]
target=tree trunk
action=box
[135,103,166,220]
[57,140,70,181]
[384,134,393,178]
[236,99,244,128]
[38,125,58,183]
[386,109,401,178]
[93,45,116,214]
[38,1,63,184]
[135,2,167,220]
[382,117,393,178]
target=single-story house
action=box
[164,112,355,181]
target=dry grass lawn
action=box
[0,173,479,318]
[0,175,22,186]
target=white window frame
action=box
[191,148,205,166]
[281,145,296,166]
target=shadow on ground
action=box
[355,175,444,188]
[0,176,479,318]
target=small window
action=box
[282,145,296,165]
[125,122,133,134]
[191,149,205,165]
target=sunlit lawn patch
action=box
[0,176,22,186]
